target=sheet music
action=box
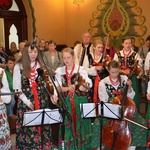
[80,103,121,119]
[80,103,97,118]
[23,108,62,126]
[99,103,121,119]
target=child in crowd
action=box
[4,56,16,118]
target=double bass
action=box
[101,62,137,150]
[101,59,148,150]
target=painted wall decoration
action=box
[89,0,147,49]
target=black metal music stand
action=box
[23,108,62,150]
[80,101,121,150]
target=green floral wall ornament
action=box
[89,0,147,49]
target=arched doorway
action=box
[0,0,27,50]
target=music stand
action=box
[80,102,121,150]
[23,108,62,149]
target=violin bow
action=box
[102,33,109,61]
[129,49,141,79]
[36,36,72,120]
[74,45,86,86]
[124,117,148,130]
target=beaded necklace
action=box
[65,64,75,85]
[109,76,119,86]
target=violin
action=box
[42,68,54,95]
[102,54,112,67]
[133,61,147,80]
[71,73,90,91]
[129,60,142,76]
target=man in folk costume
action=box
[74,31,93,67]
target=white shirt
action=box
[13,61,57,107]
[98,75,135,102]
[113,49,142,66]
[55,64,92,88]
[74,43,93,69]
[144,51,150,74]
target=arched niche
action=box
[0,0,27,50]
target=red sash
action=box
[93,62,101,103]
[29,61,41,135]
[68,91,76,136]
[31,82,41,135]
[66,65,77,135]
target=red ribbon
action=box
[121,65,131,71]
[147,141,150,147]
[93,74,100,103]
[93,62,102,66]
[93,62,101,103]
[113,90,121,95]
[68,91,76,136]
[92,62,101,116]
[31,82,41,135]
[31,82,39,110]
[65,64,76,135]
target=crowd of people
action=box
[0,33,150,149]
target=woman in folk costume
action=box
[87,39,109,103]
[103,36,116,59]
[91,60,147,149]
[13,42,57,149]
[113,36,142,108]
[0,68,12,150]
[53,47,92,150]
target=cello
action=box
[101,61,138,150]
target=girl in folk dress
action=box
[113,36,142,107]
[0,68,12,150]
[92,60,147,149]
[53,47,93,150]
[87,39,109,102]
[13,43,57,149]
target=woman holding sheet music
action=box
[91,60,147,149]
[13,42,57,149]
[53,47,93,149]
